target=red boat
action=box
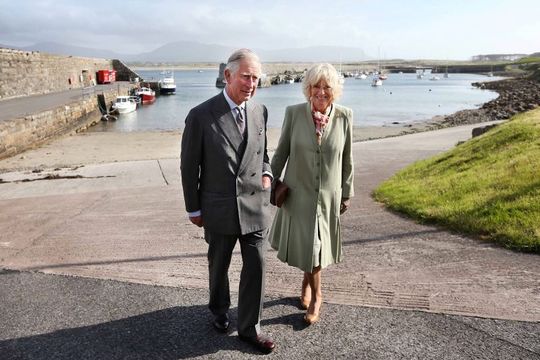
[135,87,156,104]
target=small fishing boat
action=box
[159,71,176,95]
[135,87,156,104]
[111,96,137,114]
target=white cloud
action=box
[0,0,538,59]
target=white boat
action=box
[355,73,367,80]
[371,77,383,87]
[159,71,176,95]
[111,96,137,114]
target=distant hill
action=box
[15,42,125,59]
[258,46,367,62]
[1,40,369,63]
[133,41,234,62]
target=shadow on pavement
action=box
[0,305,267,359]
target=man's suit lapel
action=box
[238,101,261,175]
[212,93,243,155]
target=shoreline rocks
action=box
[436,76,540,129]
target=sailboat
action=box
[355,72,367,80]
[337,56,345,81]
[372,47,384,85]
[371,76,383,86]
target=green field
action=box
[374,108,540,252]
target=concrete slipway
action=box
[0,122,539,359]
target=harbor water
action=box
[90,69,500,132]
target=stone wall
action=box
[0,88,121,160]
[112,59,141,82]
[0,48,113,100]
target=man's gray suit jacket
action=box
[180,92,272,235]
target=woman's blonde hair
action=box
[302,63,343,101]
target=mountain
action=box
[258,46,367,62]
[18,41,125,59]
[133,41,368,62]
[1,40,369,62]
[133,41,234,62]
[0,41,126,59]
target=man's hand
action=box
[189,215,203,227]
[340,198,350,215]
[262,175,272,190]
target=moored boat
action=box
[159,71,176,95]
[355,73,367,80]
[371,77,383,87]
[111,96,137,114]
[135,87,156,104]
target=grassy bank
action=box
[374,108,540,253]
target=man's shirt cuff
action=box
[263,171,273,181]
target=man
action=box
[180,49,275,354]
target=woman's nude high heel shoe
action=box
[303,303,322,325]
[299,297,310,310]
[303,312,320,325]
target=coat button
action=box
[257,150,261,154]
[251,172,256,177]
[251,191,255,195]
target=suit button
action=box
[257,150,261,154]
[251,191,255,195]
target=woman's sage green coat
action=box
[269,102,354,272]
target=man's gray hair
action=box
[225,48,261,75]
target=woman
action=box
[269,63,354,324]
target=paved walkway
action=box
[0,123,539,358]
[0,82,132,122]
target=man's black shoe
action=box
[212,314,230,333]
[238,333,275,354]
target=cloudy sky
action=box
[1,0,538,60]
